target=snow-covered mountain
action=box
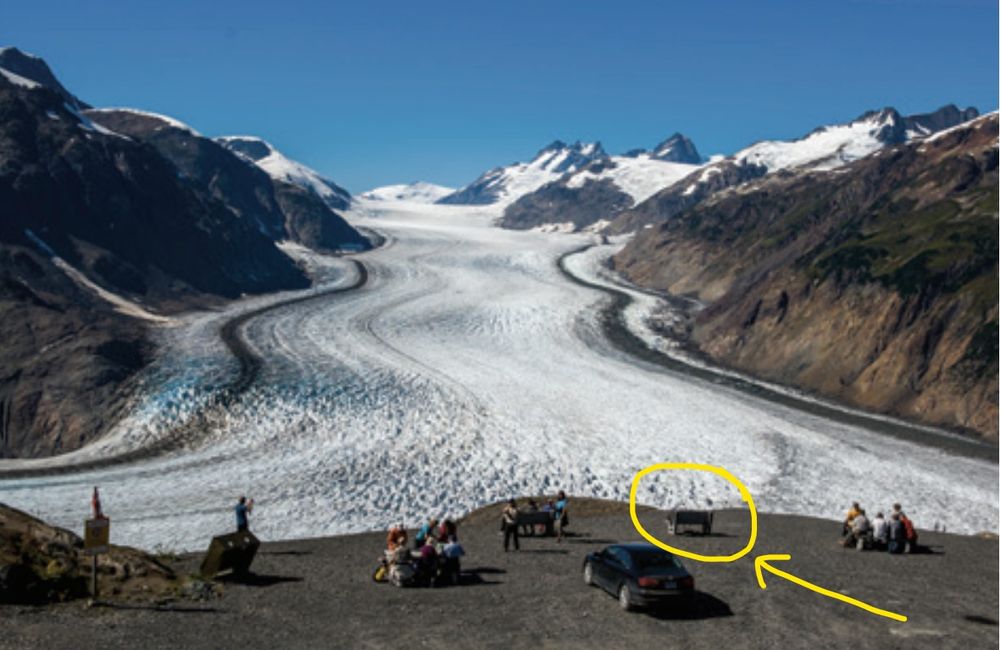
[437,141,608,206]
[499,135,704,231]
[217,136,351,211]
[360,182,455,204]
[610,104,981,234]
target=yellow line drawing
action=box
[628,462,908,622]
[755,554,908,622]
[629,462,757,563]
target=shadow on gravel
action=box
[911,545,945,555]
[565,538,618,545]
[93,602,221,615]
[645,592,733,621]
[462,567,506,575]
[964,615,998,626]
[219,573,304,587]
[515,549,570,555]
[457,572,503,587]
[260,550,312,557]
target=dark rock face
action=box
[0,89,309,298]
[0,66,313,458]
[85,109,289,240]
[613,114,999,438]
[272,180,370,253]
[0,46,88,109]
[218,136,353,212]
[500,176,633,230]
[650,133,702,163]
[87,112,365,252]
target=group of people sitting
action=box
[379,517,466,587]
[841,502,918,553]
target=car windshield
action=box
[631,550,682,570]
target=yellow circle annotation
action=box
[628,462,758,563]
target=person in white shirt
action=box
[871,512,888,549]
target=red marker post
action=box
[84,487,110,600]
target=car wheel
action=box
[618,584,634,611]
[583,562,594,586]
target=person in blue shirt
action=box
[414,517,439,549]
[554,491,569,543]
[235,496,254,532]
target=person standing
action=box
[502,499,520,552]
[554,491,569,543]
[235,496,254,532]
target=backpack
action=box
[901,516,916,542]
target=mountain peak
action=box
[216,135,275,162]
[0,45,88,109]
[651,133,702,163]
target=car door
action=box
[604,547,631,591]
[592,549,617,592]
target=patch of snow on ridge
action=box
[566,156,701,205]
[735,113,890,172]
[24,229,171,323]
[0,67,40,89]
[87,107,200,136]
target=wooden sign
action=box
[84,517,110,555]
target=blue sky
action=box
[3,1,998,192]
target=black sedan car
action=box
[583,543,694,611]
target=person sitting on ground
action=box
[554,491,569,543]
[502,499,520,552]
[887,513,906,554]
[843,501,861,536]
[235,496,254,532]
[415,517,439,549]
[871,511,888,550]
[844,509,870,549]
[387,523,408,551]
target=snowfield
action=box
[0,202,996,551]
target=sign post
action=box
[83,517,110,599]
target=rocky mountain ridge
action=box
[0,48,367,458]
[612,113,999,438]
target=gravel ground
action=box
[2,501,997,650]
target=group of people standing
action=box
[842,502,918,553]
[501,491,569,551]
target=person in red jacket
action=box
[892,503,918,552]
[386,524,408,551]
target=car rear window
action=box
[632,551,682,570]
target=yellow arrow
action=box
[754,554,907,622]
